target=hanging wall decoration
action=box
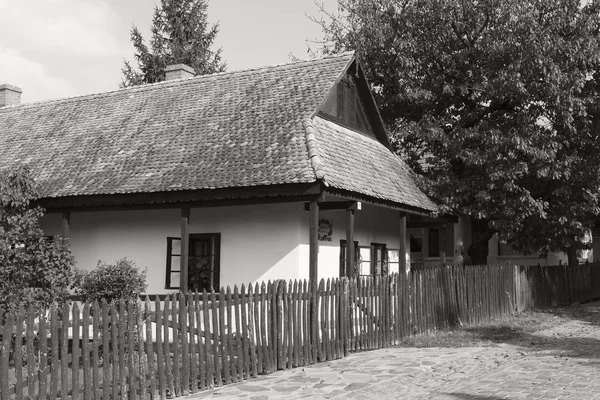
[318,219,332,241]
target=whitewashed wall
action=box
[41,203,307,294]
[40,201,414,293]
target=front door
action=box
[188,233,221,292]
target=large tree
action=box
[121,0,226,87]
[316,0,600,265]
[0,167,75,316]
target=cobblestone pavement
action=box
[191,301,600,399]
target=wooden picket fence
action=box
[515,263,600,311]
[0,263,598,400]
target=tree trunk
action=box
[467,218,496,265]
[566,246,578,268]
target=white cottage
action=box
[0,53,439,294]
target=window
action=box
[166,237,182,289]
[410,235,422,252]
[358,246,372,276]
[339,240,359,277]
[166,233,221,292]
[371,243,387,275]
[340,241,390,276]
[428,229,439,257]
[387,249,400,274]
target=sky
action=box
[0,0,339,103]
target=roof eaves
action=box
[302,118,326,183]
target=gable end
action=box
[315,60,391,149]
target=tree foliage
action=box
[0,167,75,315]
[316,0,600,265]
[121,0,226,87]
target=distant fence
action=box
[515,263,600,311]
[1,263,599,400]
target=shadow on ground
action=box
[462,301,600,359]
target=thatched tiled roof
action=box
[0,53,436,213]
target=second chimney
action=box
[0,84,22,107]
[165,64,195,81]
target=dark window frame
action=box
[166,233,221,291]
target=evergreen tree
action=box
[316,0,600,266]
[121,0,226,87]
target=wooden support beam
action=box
[61,212,70,247]
[309,200,319,283]
[399,213,408,273]
[304,201,357,211]
[346,209,355,278]
[180,207,190,294]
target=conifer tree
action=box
[121,0,226,87]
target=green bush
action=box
[73,258,147,304]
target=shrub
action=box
[73,258,147,304]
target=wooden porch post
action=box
[346,209,355,278]
[421,228,427,265]
[309,200,319,283]
[61,212,70,247]
[181,207,190,294]
[399,213,408,273]
[440,225,447,265]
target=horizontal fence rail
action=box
[1,263,599,400]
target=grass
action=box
[397,309,571,349]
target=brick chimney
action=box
[165,64,195,81]
[0,84,22,107]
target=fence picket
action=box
[246,284,258,378]
[127,301,136,400]
[225,287,236,384]
[38,311,48,400]
[211,290,222,386]
[1,311,13,400]
[82,303,91,400]
[26,307,36,399]
[234,286,244,381]
[188,292,197,394]
[92,302,100,400]
[302,280,311,365]
[291,280,299,367]
[72,303,81,400]
[49,304,59,400]
[237,285,249,380]
[138,299,147,400]
[145,299,155,399]
[180,292,190,396]
[14,308,24,400]
[100,302,109,400]
[193,292,204,391]
[110,302,119,400]
[171,294,181,396]
[220,287,230,385]
[203,290,214,388]
[155,298,166,400]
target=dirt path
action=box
[192,301,600,399]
